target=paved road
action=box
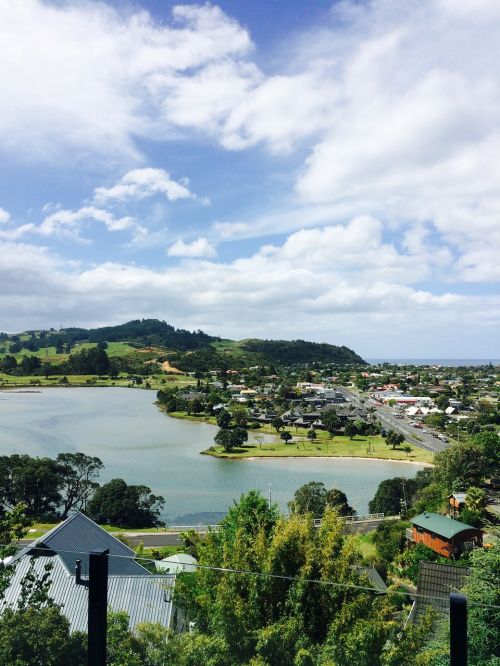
[18,517,402,548]
[336,387,449,454]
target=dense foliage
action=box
[87,478,165,528]
[288,481,355,518]
[241,338,366,365]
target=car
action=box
[413,423,422,429]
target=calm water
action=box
[0,388,426,523]
[367,358,499,366]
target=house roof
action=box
[0,553,174,632]
[411,512,478,539]
[413,560,470,621]
[15,512,150,576]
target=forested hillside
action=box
[0,319,366,372]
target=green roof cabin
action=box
[408,512,483,559]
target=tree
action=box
[372,520,409,563]
[472,431,500,475]
[214,427,248,453]
[272,417,284,433]
[214,429,234,452]
[0,606,86,666]
[0,455,63,519]
[307,429,317,442]
[369,477,416,515]
[288,481,327,518]
[216,410,231,429]
[435,395,450,411]
[345,421,357,440]
[87,478,165,528]
[465,487,488,514]
[231,404,248,428]
[321,410,340,437]
[434,442,486,491]
[463,543,500,665]
[175,492,402,665]
[280,431,292,445]
[56,452,103,519]
[188,398,204,415]
[325,488,355,517]
[385,430,404,449]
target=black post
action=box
[88,549,109,666]
[450,592,467,666]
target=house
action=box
[407,512,483,559]
[1,513,176,632]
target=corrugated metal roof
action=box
[0,554,175,633]
[17,512,149,577]
[411,512,478,539]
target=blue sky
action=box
[0,0,499,358]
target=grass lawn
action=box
[0,373,195,390]
[352,532,377,559]
[203,427,434,463]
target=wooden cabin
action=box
[408,512,483,559]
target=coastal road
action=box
[335,387,449,454]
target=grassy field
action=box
[0,372,195,390]
[352,532,377,559]
[203,429,434,463]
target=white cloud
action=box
[0,207,11,224]
[0,1,253,163]
[167,237,217,258]
[38,206,146,243]
[94,168,194,204]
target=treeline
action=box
[0,345,113,376]
[241,338,366,365]
[1,319,217,355]
[0,453,164,527]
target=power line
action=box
[3,543,500,610]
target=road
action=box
[335,387,449,454]
[19,517,400,548]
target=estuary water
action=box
[0,387,426,523]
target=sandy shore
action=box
[241,455,434,467]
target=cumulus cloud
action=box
[38,206,146,243]
[94,168,194,204]
[0,1,253,162]
[167,237,217,258]
[1,219,497,355]
[0,207,11,224]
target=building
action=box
[449,493,467,518]
[1,512,177,632]
[407,512,483,559]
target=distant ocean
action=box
[367,359,500,367]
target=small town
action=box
[1,0,499,663]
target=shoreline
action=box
[241,455,433,467]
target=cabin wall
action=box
[412,528,452,557]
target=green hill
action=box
[0,319,366,371]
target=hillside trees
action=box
[175,490,414,665]
[288,482,355,518]
[56,453,104,519]
[87,478,165,528]
[0,453,104,520]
